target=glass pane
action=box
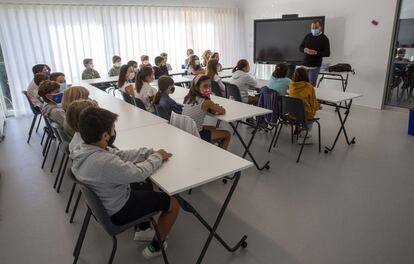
[0,43,13,116]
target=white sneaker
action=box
[298,135,313,145]
[142,241,168,259]
[133,228,154,242]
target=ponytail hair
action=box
[183,74,211,105]
[152,76,174,105]
[135,66,153,93]
[117,64,130,88]
[233,59,249,73]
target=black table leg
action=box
[324,100,356,153]
[177,171,248,264]
[229,122,270,171]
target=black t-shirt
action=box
[299,33,330,67]
[153,66,169,79]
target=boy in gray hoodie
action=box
[70,107,179,259]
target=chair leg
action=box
[108,236,117,264]
[316,121,321,153]
[41,137,53,169]
[291,125,294,144]
[27,114,38,144]
[73,208,92,263]
[54,153,66,189]
[57,155,69,193]
[66,182,76,213]
[50,142,61,173]
[41,128,47,146]
[70,190,82,223]
[233,121,240,135]
[150,218,169,264]
[36,115,42,133]
[296,129,308,163]
[268,123,279,152]
[272,123,284,149]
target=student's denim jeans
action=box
[308,67,321,87]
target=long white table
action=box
[115,123,252,263]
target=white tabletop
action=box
[115,123,253,195]
[222,77,268,89]
[316,88,362,104]
[84,76,118,85]
[79,83,167,131]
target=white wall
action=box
[400,0,414,18]
[241,0,398,109]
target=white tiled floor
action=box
[1,105,414,264]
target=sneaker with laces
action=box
[133,227,154,242]
[142,241,168,259]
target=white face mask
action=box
[195,60,200,65]
[114,62,121,67]
[129,72,135,80]
[143,60,149,65]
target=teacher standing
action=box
[299,19,330,86]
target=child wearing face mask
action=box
[153,56,169,79]
[152,76,182,116]
[210,52,223,72]
[118,64,135,94]
[134,66,157,112]
[50,72,70,91]
[182,74,231,149]
[187,55,205,75]
[108,55,122,77]
[160,52,172,71]
[140,55,152,70]
[27,72,49,108]
[70,107,179,259]
[38,80,66,127]
[82,58,101,80]
[229,59,258,104]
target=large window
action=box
[0,4,244,115]
[0,43,12,116]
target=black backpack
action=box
[328,63,353,72]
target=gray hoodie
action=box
[41,103,65,127]
[229,70,258,103]
[70,143,163,216]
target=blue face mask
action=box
[311,29,321,36]
[59,82,67,91]
[51,92,63,104]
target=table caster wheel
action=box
[265,164,270,170]
[222,178,228,184]
[351,139,356,144]
[324,149,329,154]
[241,241,248,248]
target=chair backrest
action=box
[226,83,242,101]
[257,86,282,125]
[281,96,307,125]
[133,97,146,110]
[22,91,41,115]
[170,111,200,138]
[120,91,136,106]
[154,104,170,121]
[211,81,223,97]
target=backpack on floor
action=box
[328,63,353,72]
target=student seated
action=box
[132,66,157,112]
[152,76,183,116]
[65,99,98,151]
[50,72,68,90]
[32,63,51,77]
[117,64,135,92]
[229,59,258,104]
[139,55,152,70]
[288,67,319,144]
[210,52,223,71]
[187,55,205,75]
[108,55,122,77]
[38,80,66,127]
[206,59,226,97]
[70,107,179,259]
[127,60,139,82]
[153,56,169,79]
[61,86,90,136]
[182,74,231,149]
[27,73,49,108]
[184,48,194,69]
[268,63,291,95]
[82,58,100,80]
[201,49,212,67]
[160,52,172,71]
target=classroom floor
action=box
[1,105,413,264]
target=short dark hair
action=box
[292,67,310,83]
[312,19,323,26]
[38,80,60,102]
[112,55,121,63]
[83,58,93,66]
[272,63,288,78]
[154,56,164,66]
[32,64,47,75]
[49,72,65,81]
[34,73,49,86]
[78,107,118,144]
[127,60,138,67]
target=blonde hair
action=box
[62,86,90,111]
[65,99,98,132]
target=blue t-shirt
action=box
[268,76,291,95]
